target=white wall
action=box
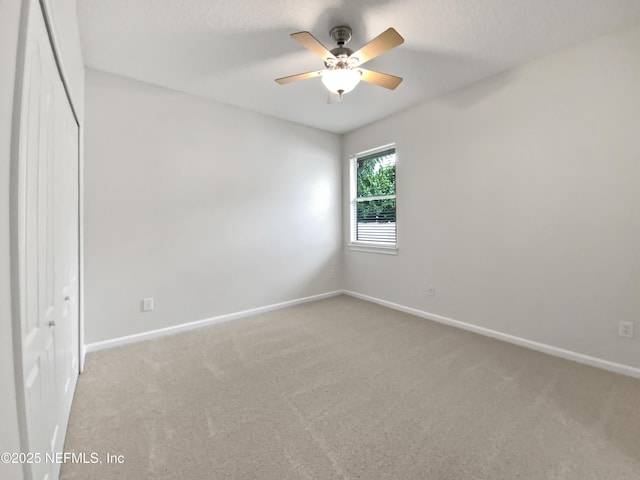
[0,0,26,477]
[84,69,342,344]
[343,24,640,369]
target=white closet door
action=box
[53,57,80,445]
[16,1,80,479]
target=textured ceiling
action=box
[77,0,640,134]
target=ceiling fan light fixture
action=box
[321,68,361,95]
[275,27,404,100]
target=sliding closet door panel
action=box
[18,9,57,479]
[16,0,80,478]
[53,63,80,440]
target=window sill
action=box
[348,243,398,255]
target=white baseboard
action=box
[84,290,343,354]
[84,288,640,380]
[343,290,640,380]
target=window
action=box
[350,145,397,249]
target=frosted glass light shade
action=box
[321,68,361,94]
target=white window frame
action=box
[349,144,398,255]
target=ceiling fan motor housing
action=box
[326,26,357,68]
[330,26,352,46]
[325,48,355,68]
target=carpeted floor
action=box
[61,295,640,479]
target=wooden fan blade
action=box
[275,70,324,85]
[291,32,337,62]
[350,28,404,66]
[359,69,403,90]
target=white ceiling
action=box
[77,0,640,134]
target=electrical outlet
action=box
[618,321,634,338]
[427,286,435,296]
[142,298,154,312]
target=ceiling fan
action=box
[275,26,404,103]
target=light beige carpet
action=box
[61,295,640,479]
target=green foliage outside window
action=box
[356,152,396,222]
